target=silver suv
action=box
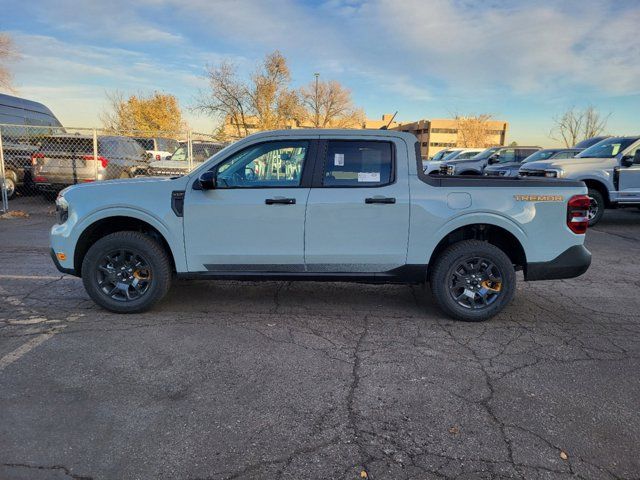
[520,136,640,225]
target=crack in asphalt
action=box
[2,462,94,480]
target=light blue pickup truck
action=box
[51,130,592,321]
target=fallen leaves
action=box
[560,450,568,460]
[360,470,368,478]
[449,425,460,435]
[0,210,29,219]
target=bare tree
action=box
[550,106,610,147]
[298,79,364,128]
[194,51,301,139]
[455,114,494,147]
[250,51,299,131]
[193,61,251,139]
[0,33,19,92]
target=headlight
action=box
[55,195,69,224]
[544,169,564,178]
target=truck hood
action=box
[522,157,612,171]
[485,162,520,171]
[60,175,189,200]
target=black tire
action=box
[587,188,605,226]
[3,174,16,200]
[430,240,516,322]
[81,231,172,313]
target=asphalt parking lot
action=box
[1,198,639,480]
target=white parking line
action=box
[1,283,84,372]
[0,329,63,371]
[0,274,78,280]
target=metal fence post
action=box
[187,130,193,172]
[93,128,99,180]
[0,127,8,213]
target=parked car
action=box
[0,93,64,137]
[484,148,581,177]
[51,129,591,322]
[1,140,39,199]
[421,148,460,172]
[147,141,226,176]
[33,134,151,196]
[440,146,542,175]
[520,136,640,225]
[133,137,180,161]
[424,148,485,175]
[574,136,611,149]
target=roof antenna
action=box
[380,111,398,130]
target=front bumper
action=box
[50,248,77,276]
[525,245,591,281]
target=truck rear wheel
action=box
[430,240,515,322]
[81,231,172,313]
[587,188,604,226]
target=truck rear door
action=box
[304,137,410,273]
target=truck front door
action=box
[304,138,410,273]
[183,139,315,272]
[618,147,640,202]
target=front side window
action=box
[497,149,516,163]
[323,141,393,187]
[216,141,308,188]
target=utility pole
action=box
[314,73,320,128]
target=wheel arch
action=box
[581,178,611,206]
[427,222,527,277]
[74,215,177,277]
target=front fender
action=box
[53,206,187,273]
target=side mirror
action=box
[197,170,217,190]
[621,155,634,168]
[165,155,172,161]
[487,154,499,165]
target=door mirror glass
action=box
[487,154,499,165]
[198,170,217,190]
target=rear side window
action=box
[323,141,393,187]
[134,138,154,150]
[41,137,93,154]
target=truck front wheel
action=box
[587,188,604,226]
[81,231,172,313]
[430,240,516,322]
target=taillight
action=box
[83,155,109,169]
[34,175,47,183]
[31,152,44,166]
[156,154,161,161]
[567,195,590,234]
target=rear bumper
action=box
[525,245,591,281]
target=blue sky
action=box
[2,0,639,145]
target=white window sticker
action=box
[334,153,344,166]
[357,172,381,183]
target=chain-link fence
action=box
[0,124,226,213]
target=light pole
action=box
[314,73,320,128]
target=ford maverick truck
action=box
[50,129,591,322]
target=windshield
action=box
[577,137,638,158]
[471,147,499,160]
[166,146,187,162]
[442,150,462,161]
[432,150,449,161]
[522,150,558,163]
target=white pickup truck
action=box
[51,129,591,322]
